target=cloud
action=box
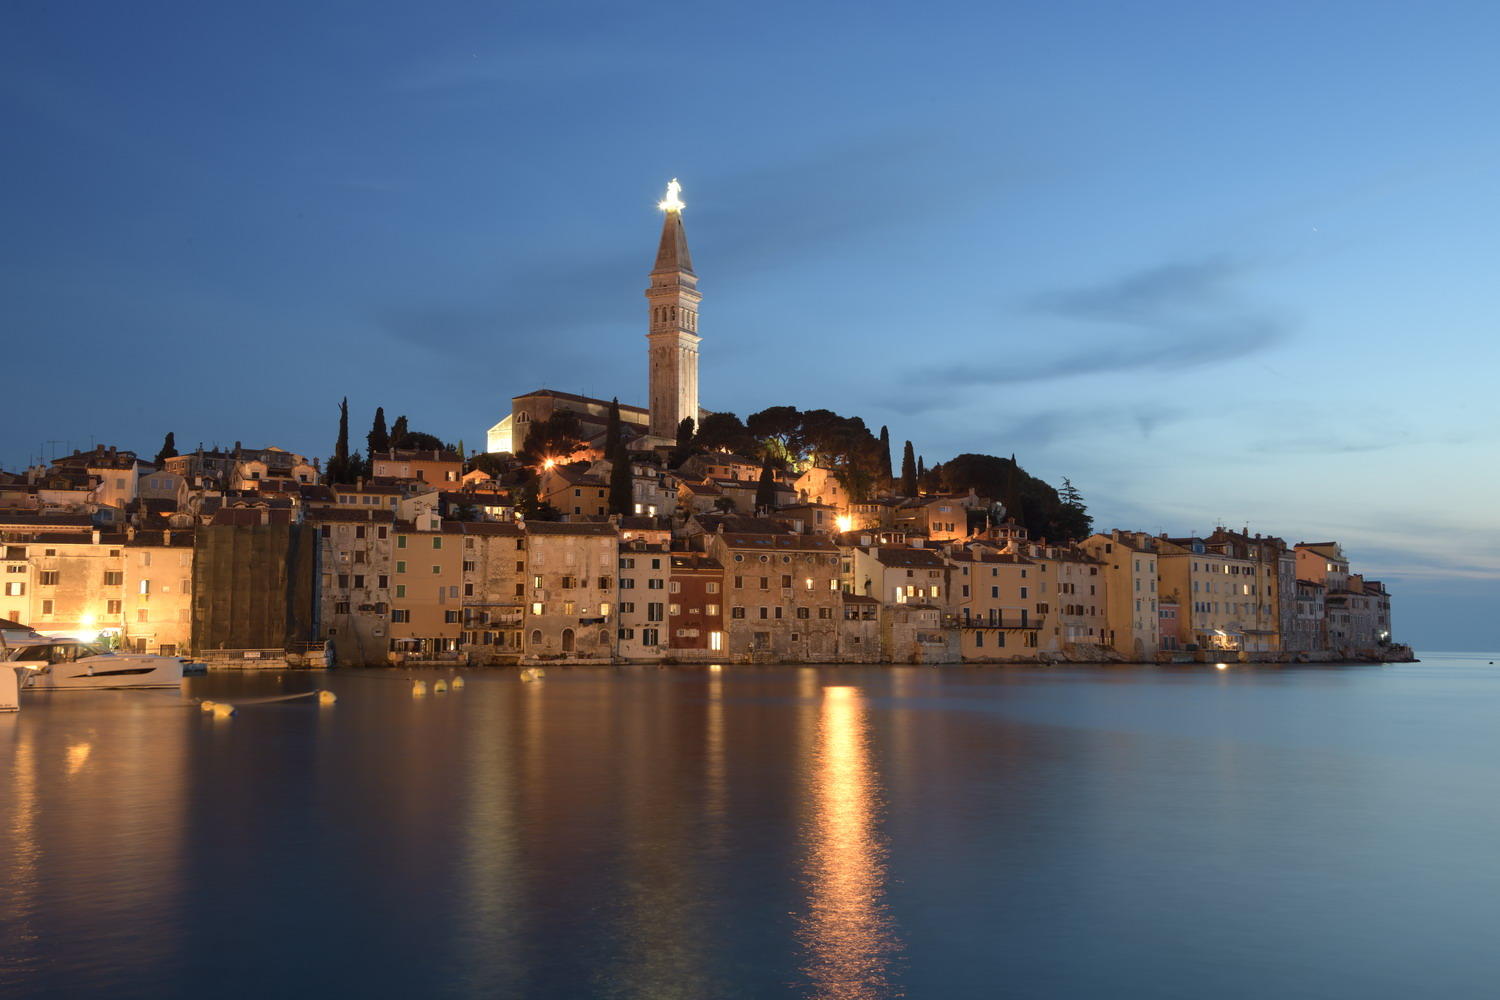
[916,254,1288,392]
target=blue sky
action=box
[3,1,1496,649]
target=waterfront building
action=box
[0,522,127,643]
[388,514,463,657]
[706,531,842,661]
[1157,536,1260,652]
[1079,531,1161,659]
[522,521,618,662]
[1289,579,1327,652]
[667,552,726,659]
[308,507,395,666]
[944,547,1039,660]
[616,538,670,659]
[451,520,527,663]
[122,528,195,656]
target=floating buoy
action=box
[317,689,337,705]
[520,668,544,682]
[199,700,218,712]
[450,676,465,691]
[211,702,236,718]
[412,679,428,697]
[433,679,448,694]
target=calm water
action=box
[3,653,1499,999]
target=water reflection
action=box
[798,685,901,999]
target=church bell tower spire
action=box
[646,178,701,441]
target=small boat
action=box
[6,637,185,691]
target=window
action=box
[668,602,682,616]
[391,609,410,623]
[396,561,406,574]
[709,631,723,651]
[104,571,123,587]
[106,599,121,614]
[395,585,406,598]
[642,628,659,647]
[41,599,54,615]
[620,602,635,614]
[334,602,350,614]
[647,602,664,622]
[432,537,442,550]
[4,582,24,597]
[444,610,461,623]
[669,580,682,594]
[796,607,810,619]
[137,609,149,622]
[531,602,543,615]
[397,536,407,548]
[732,606,745,619]
[432,565,441,575]
[706,603,719,616]
[706,581,719,594]
[648,579,664,590]
[37,570,59,587]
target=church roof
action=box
[652,210,694,275]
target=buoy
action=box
[412,679,428,696]
[450,676,465,691]
[211,702,236,718]
[433,679,448,693]
[317,689,337,705]
[199,700,218,712]
[520,668,544,682]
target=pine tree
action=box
[755,457,778,513]
[1057,476,1092,540]
[900,440,917,496]
[153,432,178,467]
[878,425,893,482]
[390,415,409,450]
[367,407,389,458]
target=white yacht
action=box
[6,637,185,691]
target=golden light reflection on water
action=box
[799,685,901,999]
[65,740,92,776]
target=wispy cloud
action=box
[917,255,1289,391]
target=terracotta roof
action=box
[443,520,523,537]
[842,593,880,605]
[305,508,396,524]
[513,388,649,416]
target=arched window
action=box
[598,629,609,646]
[670,306,677,321]
[530,629,542,647]
[561,628,575,653]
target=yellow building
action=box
[945,547,1040,659]
[389,516,463,657]
[1079,531,1160,659]
[122,529,195,655]
[1157,536,1259,652]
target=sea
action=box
[3,652,1498,999]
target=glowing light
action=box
[1215,662,1228,670]
[66,742,92,775]
[799,683,897,997]
[80,612,97,629]
[542,458,556,470]
[657,177,685,213]
[836,516,853,533]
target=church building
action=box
[485,180,705,455]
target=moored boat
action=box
[6,637,185,690]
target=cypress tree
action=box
[609,448,633,516]
[367,407,389,458]
[671,416,696,467]
[605,398,622,458]
[755,457,777,513]
[390,415,409,450]
[900,440,917,496]
[917,455,926,480]
[154,432,178,467]
[328,397,351,483]
[878,425,893,482]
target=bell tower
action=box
[645,179,701,441]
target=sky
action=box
[2,1,1497,650]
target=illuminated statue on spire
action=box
[658,178,685,213]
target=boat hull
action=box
[19,657,185,691]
